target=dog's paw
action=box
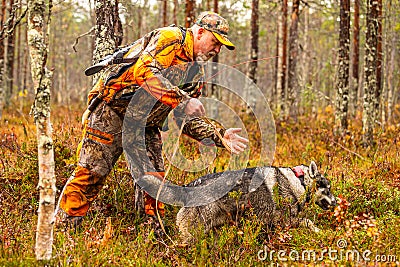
[312,226,321,233]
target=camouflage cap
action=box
[195,11,235,50]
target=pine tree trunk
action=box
[92,0,122,83]
[300,5,310,116]
[162,0,167,27]
[114,0,123,47]
[173,0,177,25]
[248,0,259,84]
[15,3,22,106]
[335,0,350,132]
[209,0,219,118]
[362,0,379,146]
[277,0,288,119]
[5,0,15,104]
[0,0,6,118]
[387,35,396,123]
[28,0,55,261]
[245,0,259,111]
[273,22,279,110]
[287,0,300,120]
[350,0,360,117]
[185,0,195,28]
[376,0,383,122]
[22,29,29,106]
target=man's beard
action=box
[196,51,217,62]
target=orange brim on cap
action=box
[212,32,235,50]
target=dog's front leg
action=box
[299,218,321,233]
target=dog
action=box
[176,161,337,242]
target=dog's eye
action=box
[316,180,326,188]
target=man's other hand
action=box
[222,128,249,154]
[184,98,205,117]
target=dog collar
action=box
[292,166,311,204]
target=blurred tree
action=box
[27,0,55,260]
[384,1,399,124]
[362,0,379,146]
[162,0,167,26]
[5,0,15,105]
[350,0,360,116]
[210,0,218,93]
[376,0,383,121]
[247,0,259,85]
[287,0,300,120]
[335,0,350,133]
[245,0,259,112]
[276,0,288,119]
[0,0,5,118]
[185,0,195,28]
[173,0,178,25]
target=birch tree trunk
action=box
[287,0,300,120]
[335,0,350,133]
[27,0,55,261]
[350,0,360,117]
[362,0,379,146]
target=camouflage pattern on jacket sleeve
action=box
[183,117,226,147]
[173,104,226,147]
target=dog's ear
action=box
[309,161,319,178]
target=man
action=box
[58,11,249,227]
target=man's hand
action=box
[184,98,205,117]
[222,128,249,154]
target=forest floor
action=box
[0,104,399,266]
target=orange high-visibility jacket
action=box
[88,26,201,108]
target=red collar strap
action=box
[292,166,305,178]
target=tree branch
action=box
[330,138,367,161]
[72,27,95,52]
[0,4,27,40]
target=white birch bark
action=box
[27,0,55,260]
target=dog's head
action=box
[304,161,337,210]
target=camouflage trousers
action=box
[60,92,167,217]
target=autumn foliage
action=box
[1,104,399,265]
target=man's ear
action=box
[197,27,206,38]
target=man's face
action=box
[194,28,223,62]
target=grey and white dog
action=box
[176,161,337,242]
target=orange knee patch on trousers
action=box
[143,172,166,216]
[61,166,105,217]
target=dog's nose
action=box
[332,197,338,207]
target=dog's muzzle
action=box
[315,189,337,210]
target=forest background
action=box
[0,0,400,265]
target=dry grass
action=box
[0,104,399,266]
